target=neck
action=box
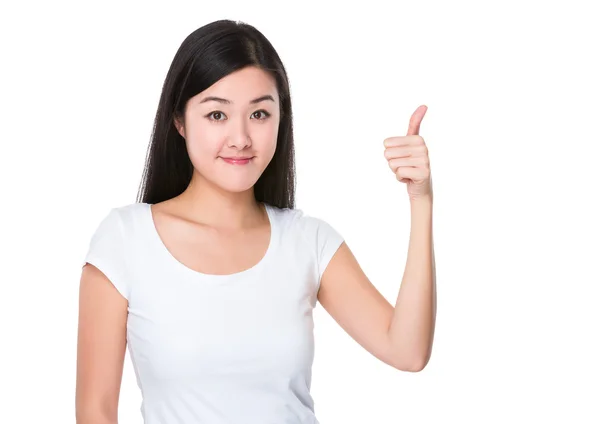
[173,173,265,231]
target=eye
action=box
[206,111,227,121]
[251,110,271,120]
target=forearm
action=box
[388,195,437,371]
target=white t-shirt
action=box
[82,202,344,424]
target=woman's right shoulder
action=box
[96,202,149,228]
[111,201,149,218]
[85,202,149,254]
[82,202,148,301]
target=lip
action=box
[220,156,254,165]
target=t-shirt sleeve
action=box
[82,208,130,301]
[313,217,345,282]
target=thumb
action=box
[407,105,428,136]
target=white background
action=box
[1,1,599,423]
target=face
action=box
[175,66,280,194]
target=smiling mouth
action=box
[220,157,254,165]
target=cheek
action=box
[252,123,279,153]
[185,123,223,156]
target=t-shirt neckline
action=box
[143,202,277,281]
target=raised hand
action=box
[383,105,432,201]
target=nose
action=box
[226,117,251,149]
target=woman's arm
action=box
[317,196,436,372]
[75,264,128,424]
[388,195,436,370]
[318,105,436,371]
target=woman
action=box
[76,19,436,424]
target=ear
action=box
[173,116,185,138]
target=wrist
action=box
[410,194,433,206]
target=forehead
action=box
[200,66,278,102]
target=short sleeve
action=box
[313,218,345,282]
[82,208,130,301]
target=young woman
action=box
[76,19,436,424]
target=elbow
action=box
[76,413,117,424]
[395,362,425,373]
[404,361,427,373]
[393,355,430,373]
[76,414,117,424]
[75,403,118,424]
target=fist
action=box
[383,105,432,200]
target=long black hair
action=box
[136,20,296,209]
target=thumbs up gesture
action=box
[383,105,432,201]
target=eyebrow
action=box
[199,95,275,105]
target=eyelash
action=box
[205,110,271,122]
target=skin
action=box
[319,106,436,372]
[75,67,436,423]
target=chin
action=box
[218,179,259,193]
